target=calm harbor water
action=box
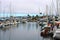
[0,22,53,40]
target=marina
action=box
[0,0,60,40]
[0,22,54,40]
[0,14,60,40]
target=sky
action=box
[0,0,57,16]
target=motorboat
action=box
[0,23,4,28]
[40,25,51,37]
[53,29,60,40]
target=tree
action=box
[32,15,34,18]
[36,15,39,18]
[40,13,42,14]
[27,14,31,18]
[32,15,35,20]
[55,16,58,21]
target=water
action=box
[0,22,53,40]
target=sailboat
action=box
[40,5,52,37]
[0,1,6,28]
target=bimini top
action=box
[55,21,60,24]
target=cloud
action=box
[0,0,53,13]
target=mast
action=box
[46,5,48,25]
[56,0,58,16]
[9,1,12,40]
[3,7,5,18]
[0,1,1,18]
[52,0,53,16]
[9,1,13,17]
[39,7,40,14]
[49,5,52,16]
[51,0,54,16]
[10,2,11,17]
[51,0,55,25]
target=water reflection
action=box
[0,22,53,40]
